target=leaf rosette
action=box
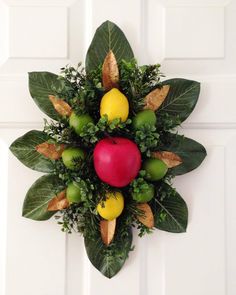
[10,20,206,278]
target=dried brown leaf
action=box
[136,203,154,229]
[47,190,69,211]
[100,219,116,246]
[144,85,170,111]
[49,95,72,116]
[152,151,182,168]
[102,50,119,91]
[36,142,65,160]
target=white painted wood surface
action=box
[0,0,235,294]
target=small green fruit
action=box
[132,183,155,203]
[66,182,83,203]
[133,110,157,130]
[143,158,168,181]
[69,112,93,135]
[62,147,85,170]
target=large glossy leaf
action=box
[29,72,64,120]
[151,183,188,233]
[84,228,132,278]
[161,133,207,175]
[85,20,134,73]
[23,174,65,221]
[158,79,200,124]
[10,130,55,173]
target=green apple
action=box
[62,147,85,170]
[66,181,83,203]
[69,112,93,135]
[132,110,157,130]
[143,158,168,181]
[132,183,155,203]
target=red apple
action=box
[93,137,141,187]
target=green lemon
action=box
[69,112,93,135]
[132,183,155,203]
[66,181,83,203]
[132,110,157,130]
[143,158,168,181]
[62,147,85,170]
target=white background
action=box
[0,0,236,294]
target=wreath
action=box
[10,21,206,278]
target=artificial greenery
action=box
[10,20,206,278]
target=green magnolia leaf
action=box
[86,20,134,73]
[23,174,65,221]
[151,183,188,233]
[158,79,200,124]
[84,228,132,278]
[10,130,54,173]
[29,72,64,120]
[161,133,206,175]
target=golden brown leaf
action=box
[47,190,69,211]
[144,85,170,111]
[100,219,116,246]
[136,203,154,229]
[49,95,72,116]
[152,151,182,168]
[36,142,65,160]
[102,50,119,91]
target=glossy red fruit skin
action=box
[93,137,141,187]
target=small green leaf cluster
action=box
[119,59,163,114]
[56,204,99,237]
[156,112,182,132]
[137,223,153,237]
[130,176,150,195]
[43,119,75,144]
[80,116,132,145]
[57,64,103,119]
[133,124,160,156]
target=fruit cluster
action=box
[62,84,168,222]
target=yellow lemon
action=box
[100,88,129,122]
[97,191,124,220]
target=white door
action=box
[0,0,235,294]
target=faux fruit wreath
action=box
[10,21,206,278]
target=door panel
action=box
[0,1,235,294]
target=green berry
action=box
[132,183,155,203]
[133,110,157,130]
[62,147,85,170]
[66,182,83,203]
[69,112,93,135]
[143,158,168,181]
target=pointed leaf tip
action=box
[49,95,72,117]
[28,71,63,120]
[102,50,119,91]
[136,203,154,228]
[22,174,65,221]
[84,226,132,278]
[85,21,134,72]
[100,219,116,246]
[144,85,170,111]
[158,79,200,124]
[47,190,69,211]
[152,151,182,168]
[152,183,188,233]
[9,130,55,173]
[36,142,65,160]
[161,133,207,175]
